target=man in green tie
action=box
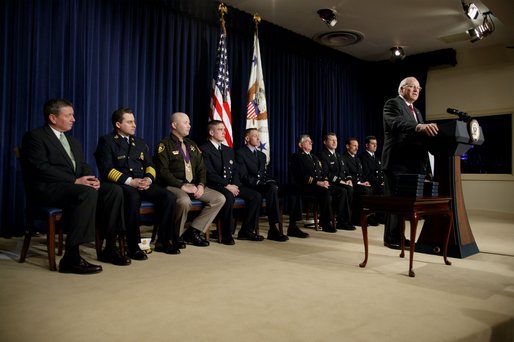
[21,99,126,273]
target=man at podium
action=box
[381,76,439,249]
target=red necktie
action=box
[409,104,417,122]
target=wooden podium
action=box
[416,119,484,258]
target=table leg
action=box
[443,212,453,266]
[408,215,419,278]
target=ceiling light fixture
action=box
[317,9,337,28]
[390,46,406,61]
[462,1,479,20]
[466,11,495,43]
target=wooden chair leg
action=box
[47,216,57,271]
[95,228,104,260]
[18,228,32,263]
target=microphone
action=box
[446,108,469,119]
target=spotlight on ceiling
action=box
[317,9,337,27]
[466,11,495,43]
[390,46,406,61]
[462,1,480,20]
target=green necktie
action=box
[60,133,76,170]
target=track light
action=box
[466,11,495,43]
[462,1,479,20]
[390,47,406,61]
[317,9,337,27]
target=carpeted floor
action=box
[0,211,513,342]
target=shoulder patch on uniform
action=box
[158,143,165,154]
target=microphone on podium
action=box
[446,108,470,120]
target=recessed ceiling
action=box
[222,0,514,61]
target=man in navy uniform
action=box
[289,134,339,236]
[317,133,355,230]
[235,128,288,242]
[201,120,263,244]
[95,107,180,258]
[341,137,374,226]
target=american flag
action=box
[209,32,233,147]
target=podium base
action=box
[415,241,479,258]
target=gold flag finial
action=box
[218,3,228,34]
[253,14,261,26]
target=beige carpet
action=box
[0,212,513,342]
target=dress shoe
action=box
[154,242,181,255]
[221,237,235,245]
[184,228,210,247]
[237,231,264,241]
[267,228,289,242]
[287,225,309,238]
[384,239,411,250]
[176,238,186,249]
[367,215,379,226]
[321,225,337,233]
[337,223,356,231]
[59,257,103,274]
[128,249,148,260]
[99,247,131,266]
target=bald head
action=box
[170,112,191,139]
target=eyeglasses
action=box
[404,85,422,91]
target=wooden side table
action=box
[359,196,453,277]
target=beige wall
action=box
[426,44,514,216]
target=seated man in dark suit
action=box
[21,98,125,273]
[200,120,263,244]
[235,128,288,242]
[289,134,342,236]
[95,107,180,259]
[317,133,355,230]
[341,137,373,226]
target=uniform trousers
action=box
[290,185,334,228]
[249,181,281,228]
[209,185,262,240]
[121,184,177,251]
[166,186,225,236]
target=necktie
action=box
[409,104,418,122]
[59,133,76,170]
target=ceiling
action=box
[222,0,514,61]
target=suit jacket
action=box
[358,151,385,188]
[341,152,365,184]
[289,150,325,185]
[382,96,429,174]
[154,134,206,188]
[317,148,351,185]
[235,146,271,186]
[21,125,93,199]
[200,142,241,187]
[95,131,156,184]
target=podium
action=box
[416,119,484,258]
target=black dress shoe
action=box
[59,257,103,274]
[175,238,186,249]
[184,228,210,247]
[99,247,131,266]
[337,223,357,231]
[221,237,235,245]
[154,242,181,255]
[237,231,264,241]
[128,249,148,260]
[321,225,337,233]
[287,225,309,238]
[367,215,379,226]
[267,228,289,242]
[383,241,401,250]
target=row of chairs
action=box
[19,197,284,271]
